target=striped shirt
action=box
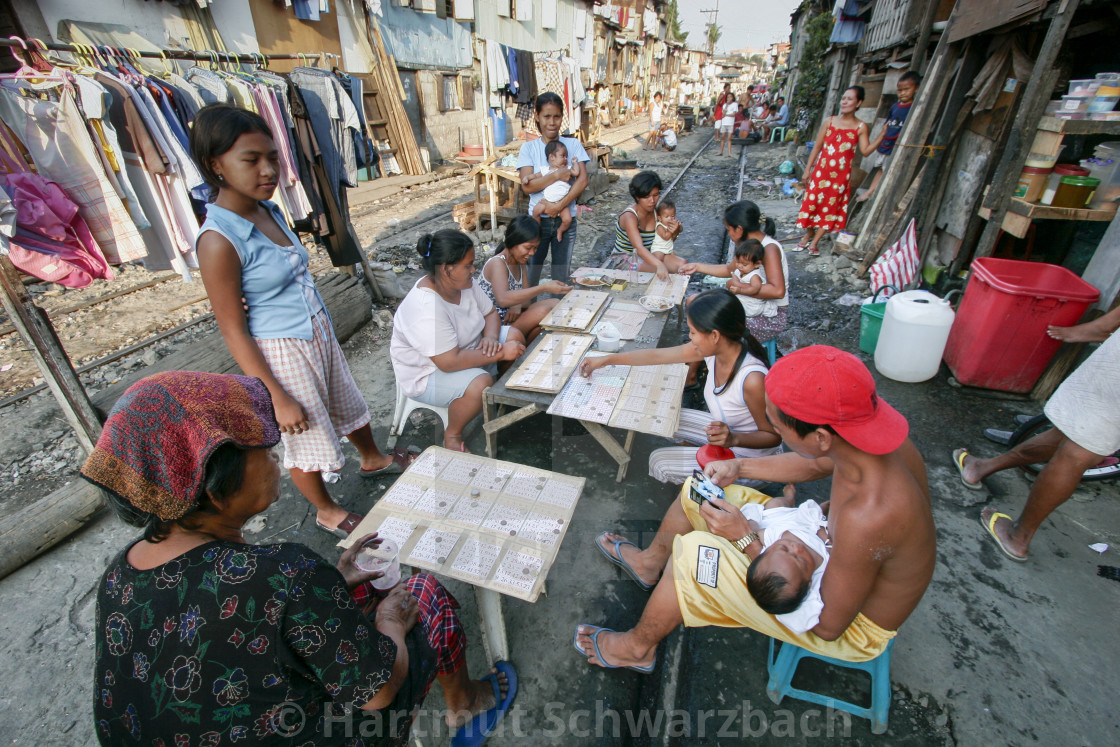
[613,206,656,254]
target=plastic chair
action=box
[766,638,895,735]
[769,126,788,143]
[762,339,778,366]
[388,382,449,448]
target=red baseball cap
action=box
[765,346,908,455]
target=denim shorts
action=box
[412,327,509,408]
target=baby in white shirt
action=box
[651,200,680,256]
[741,499,831,634]
[730,239,778,318]
[531,140,578,241]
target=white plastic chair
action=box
[388,382,449,448]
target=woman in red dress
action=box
[795,86,874,256]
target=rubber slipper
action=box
[358,461,403,479]
[952,448,984,491]
[807,247,821,257]
[595,532,654,591]
[315,511,364,539]
[789,243,808,253]
[450,661,518,746]
[979,510,1027,562]
[572,625,656,674]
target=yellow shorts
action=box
[672,480,896,662]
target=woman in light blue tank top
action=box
[190,105,400,538]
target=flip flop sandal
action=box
[979,511,1027,562]
[789,243,808,252]
[315,511,364,539]
[450,661,518,746]
[595,532,654,590]
[572,625,656,674]
[358,461,403,479]
[952,448,984,491]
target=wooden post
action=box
[912,0,943,76]
[972,0,1083,260]
[852,7,961,268]
[0,256,101,453]
[476,38,499,239]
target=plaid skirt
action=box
[256,311,371,473]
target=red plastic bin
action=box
[944,258,1099,393]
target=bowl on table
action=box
[639,295,674,312]
[575,274,612,288]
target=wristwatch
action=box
[733,532,760,553]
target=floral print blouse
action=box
[94,541,395,745]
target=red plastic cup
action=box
[696,444,736,469]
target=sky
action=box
[675,0,803,55]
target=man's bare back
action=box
[824,438,935,632]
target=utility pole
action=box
[700,0,720,56]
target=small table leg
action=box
[482,389,497,458]
[619,430,636,482]
[474,587,510,663]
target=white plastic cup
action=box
[356,538,401,590]
[595,323,621,352]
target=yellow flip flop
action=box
[952,448,984,491]
[979,510,1028,562]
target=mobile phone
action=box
[690,470,726,510]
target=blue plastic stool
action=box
[766,638,894,734]
[769,126,788,143]
[762,339,778,366]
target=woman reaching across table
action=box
[681,200,789,344]
[190,104,398,539]
[580,289,781,488]
[391,230,527,453]
[614,170,685,280]
[478,216,572,345]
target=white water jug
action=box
[874,290,955,383]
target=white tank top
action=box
[703,352,780,458]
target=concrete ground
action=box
[1,127,1118,746]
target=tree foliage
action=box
[666,0,688,43]
[790,7,833,133]
[707,23,722,53]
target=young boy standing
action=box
[859,71,920,202]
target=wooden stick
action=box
[0,256,101,453]
[852,10,961,263]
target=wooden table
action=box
[481,279,681,481]
[342,447,585,663]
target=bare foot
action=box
[445,669,509,728]
[575,625,655,670]
[980,507,1029,559]
[766,484,797,509]
[596,532,662,587]
[1047,318,1113,343]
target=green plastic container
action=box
[859,302,887,354]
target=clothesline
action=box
[0,45,375,289]
[0,37,333,66]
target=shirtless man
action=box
[575,346,936,670]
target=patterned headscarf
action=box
[81,371,281,521]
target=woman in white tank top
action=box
[578,289,782,486]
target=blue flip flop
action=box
[572,624,656,674]
[595,532,654,591]
[450,660,518,746]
